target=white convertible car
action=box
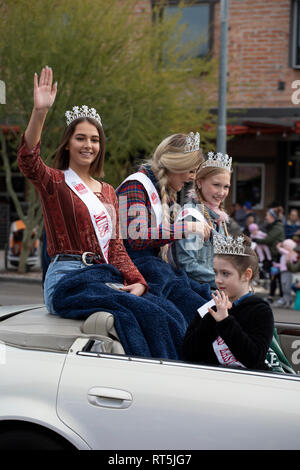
[0,304,300,450]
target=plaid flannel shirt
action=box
[117,167,187,251]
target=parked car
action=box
[4,220,40,271]
[0,303,300,450]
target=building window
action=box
[291,0,300,68]
[232,163,265,210]
[152,1,215,58]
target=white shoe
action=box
[274,298,287,307]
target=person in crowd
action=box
[230,202,247,229]
[284,208,300,240]
[171,151,232,289]
[17,66,148,315]
[252,208,285,303]
[273,239,298,307]
[182,235,274,371]
[242,201,258,237]
[248,222,272,264]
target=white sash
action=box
[64,168,112,263]
[176,207,205,224]
[212,336,246,368]
[119,172,162,226]
[197,300,245,368]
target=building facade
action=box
[1,0,300,247]
[148,0,300,219]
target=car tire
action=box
[0,427,72,450]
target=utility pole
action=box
[216,0,229,154]
[0,81,5,104]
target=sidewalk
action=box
[0,250,42,284]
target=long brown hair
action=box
[52,117,106,178]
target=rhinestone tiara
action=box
[65,105,102,127]
[213,234,250,257]
[202,151,232,171]
[184,132,200,153]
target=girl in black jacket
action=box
[182,235,274,370]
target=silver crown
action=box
[213,234,250,256]
[65,105,102,126]
[184,132,200,153]
[202,151,232,171]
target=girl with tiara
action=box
[17,66,211,360]
[17,66,147,315]
[116,132,211,262]
[182,235,274,371]
[172,151,232,289]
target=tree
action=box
[0,0,216,272]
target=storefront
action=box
[226,108,300,220]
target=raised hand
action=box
[33,66,57,111]
[24,66,58,150]
[208,290,231,322]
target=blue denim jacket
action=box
[172,202,226,289]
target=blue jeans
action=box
[44,255,88,314]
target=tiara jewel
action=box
[184,131,200,153]
[65,105,102,126]
[202,151,232,171]
[213,234,250,256]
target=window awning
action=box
[227,117,300,136]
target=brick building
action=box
[148,0,300,219]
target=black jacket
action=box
[182,295,274,371]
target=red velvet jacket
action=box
[17,135,147,288]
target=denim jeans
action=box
[44,255,88,314]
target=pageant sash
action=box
[64,168,112,263]
[176,207,205,224]
[212,336,246,368]
[119,172,162,226]
[198,301,245,368]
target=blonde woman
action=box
[116,132,211,261]
[172,152,232,289]
[116,133,213,341]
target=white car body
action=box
[0,304,300,450]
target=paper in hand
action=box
[197,299,216,318]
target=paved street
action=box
[0,280,44,306]
[0,250,300,323]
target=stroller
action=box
[4,220,40,271]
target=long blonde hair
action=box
[148,133,204,259]
[194,164,231,235]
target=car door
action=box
[56,338,300,450]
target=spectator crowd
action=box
[230,202,300,308]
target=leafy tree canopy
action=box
[0,0,216,185]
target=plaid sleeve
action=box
[117,180,187,250]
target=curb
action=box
[0,273,42,285]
